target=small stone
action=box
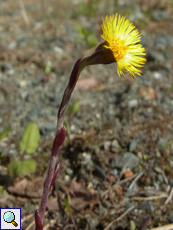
[8,41,17,50]
[152,10,170,21]
[19,80,27,87]
[8,69,15,75]
[104,141,111,151]
[53,46,63,54]
[136,202,151,211]
[82,152,91,162]
[64,175,70,182]
[102,200,111,208]
[158,174,163,183]
[20,91,28,99]
[111,169,118,177]
[130,139,140,152]
[128,99,138,108]
[93,166,107,180]
[157,138,167,150]
[111,139,119,153]
[110,209,116,215]
[168,215,173,223]
[70,125,76,131]
[111,152,139,169]
[154,72,162,79]
[125,184,137,197]
[95,113,101,119]
[66,168,73,176]
[97,208,105,217]
[124,171,134,179]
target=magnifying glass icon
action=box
[3,211,18,227]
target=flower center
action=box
[111,37,128,61]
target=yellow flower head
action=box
[101,14,146,79]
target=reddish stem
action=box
[35,48,113,228]
[35,59,84,229]
[51,162,60,187]
[35,210,43,230]
[38,126,66,224]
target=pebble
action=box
[92,166,107,180]
[19,80,28,88]
[111,139,120,153]
[111,152,139,169]
[157,138,167,150]
[125,184,138,197]
[97,208,105,217]
[82,152,91,162]
[111,169,118,177]
[20,91,28,100]
[128,99,138,108]
[110,209,116,215]
[153,71,162,79]
[66,168,73,176]
[104,141,111,151]
[168,215,173,223]
[64,175,70,182]
[8,41,17,50]
[152,10,171,21]
[0,3,173,227]
[53,46,63,54]
[102,200,111,208]
[158,174,163,183]
[136,202,150,211]
[130,139,140,152]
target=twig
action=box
[133,194,168,201]
[103,205,135,230]
[26,220,35,230]
[63,224,76,230]
[102,163,128,199]
[40,0,45,17]
[25,212,48,230]
[162,171,168,184]
[148,224,173,230]
[23,51,41,67]
[101,172,139,198]
[129,170,145,189]
[21,213,34,224]
[43,219,56,230]
[18,0,30,26]
[165,186,173,205]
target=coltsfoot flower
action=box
[101,13,146,79]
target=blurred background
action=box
[0,0,173,229]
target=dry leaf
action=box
[139,216,152,230]
[70,177,87,196]
[47,197,59,211]
[7,177,44,198]
[70,197,90,211]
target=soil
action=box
[0,0,173,230]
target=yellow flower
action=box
[101,14,146,79]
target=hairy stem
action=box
[35,44,114,228]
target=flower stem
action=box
[35,45,114,228]
[35,58,87,229]
[38,154,56,222]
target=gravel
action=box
[0,0,173,229]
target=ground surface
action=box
[0,0,173,229]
